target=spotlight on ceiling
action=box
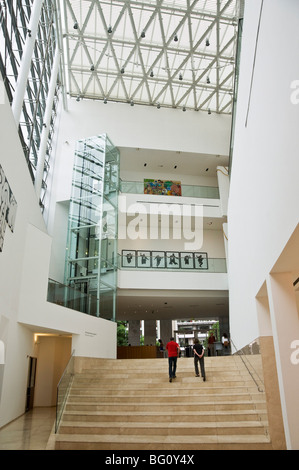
[150,70,154,78]
[76,95,81,102]
[104,98,107,104]
[73,22,79,29]
[174,35,178,42]
[182,106,186,112]
[120,67,125,74]
[208,108,211,115]
[107,25,112,34]
[179,73,183,81]
[141,31,145,38]
[157,103,161,109]
[206,38,210,46]
[207,76,210,84]
[90,65,95,71]
[130,100,134,106]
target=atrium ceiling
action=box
[60,0,242,113]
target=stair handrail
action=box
[230,338,264,393]
[55,349,75,433]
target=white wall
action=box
[0,79,47,427]
[118,192,225,256]
[51,99,231,201]
[118,229,226,259]
[0,80,116,428]
[228,0,299,349]
[118,270,228,291]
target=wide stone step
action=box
[65,400,267,413]
[61,409,268,423]
[58,420,268,436]
[67,393,266,404]
[69,386,262,396]
[71,378,258,388]
[77,370,252,378]
[54,356,271,450]
[55,433,272,451]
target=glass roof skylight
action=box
[61,0,241,113]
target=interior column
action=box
[159,319,173,349]
[256,291,286,449]
[128,320,140,346]
[144,320,156,346]
[266,272,299,450]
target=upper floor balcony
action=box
[118,251,228,292]
[120,180,220,200]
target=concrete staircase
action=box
[54,355,273,450]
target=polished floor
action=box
[0,407,56,450]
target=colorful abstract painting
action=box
[144,179,182,196]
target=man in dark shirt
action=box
[193,338,206,381]
[166,337,180,382]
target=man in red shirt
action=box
[166,337,180,382]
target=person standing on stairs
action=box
[193,338,206,381]
[166,337,180,382]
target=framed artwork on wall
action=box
[122,250,136,267]
[0,164,17,252]
[151,251,166,268]
[166,252,180,268]
[180,252,194,269]
[137,251,151,268]
[194,252,208,270]
[144,179,182,196]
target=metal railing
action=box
[55,349,75,433]
[230,338,264,392]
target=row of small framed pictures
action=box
[122,250,208,270]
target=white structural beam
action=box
[12,0,44,125]
[34,48,60,198]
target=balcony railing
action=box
[47,254,226,315]
[120,180,220,199]
[47,278,99,316]
[119,252,227,273]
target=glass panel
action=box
[65,134,119,320]
[47,279,98,316]
[118,253,227,273]
[120,181,219,199]
[55,350,75,433]
[99,284,115,321]
[0,0,60,211]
